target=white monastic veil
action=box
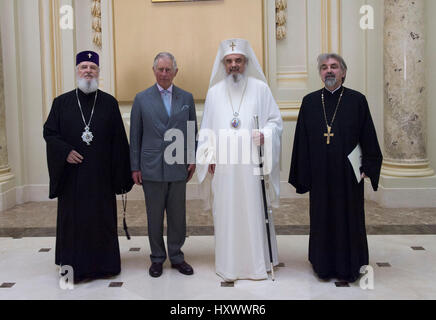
[208,38,267,88]
[197,38,281,210]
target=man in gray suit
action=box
[130,52,197,277]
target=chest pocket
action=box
[173,105,190,121]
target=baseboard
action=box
[0,184,17,211]
[365,181,436,208]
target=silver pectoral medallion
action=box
[230,112,241,129]
[81,126,94,145]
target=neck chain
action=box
[76,88,98,145]
[321,87,344,145]
[227,78,248,129]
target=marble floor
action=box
[0,235,435,300]
[1,198,436,236]
[1,199,436,300]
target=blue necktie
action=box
[162,90,171,116]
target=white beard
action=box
[225,73,247,112]
[77,77,99,94]
[226,73,246,89]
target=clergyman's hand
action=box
[132,171,143,186]
[66,150,84,164]
[208,164,216,176]
[187,164,196,182]
[361,172,367,179]
[252,130,264,146]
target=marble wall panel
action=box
[0,26,9,169]
[384,0,427,163]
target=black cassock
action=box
[289,86,382,282]
[43,89,133,282]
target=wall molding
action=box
[277,100,301,121]
[321,0,341,54]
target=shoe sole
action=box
[171,265,194,275]
[149,271,162,278]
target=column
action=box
[382,0,433,177]
[0,25,14,183]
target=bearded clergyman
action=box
[289,53,383,282]
[196,39,283,282]
[43,51,133,284]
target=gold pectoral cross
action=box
[324,125,334,144]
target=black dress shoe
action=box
[171,261,194,275]
[149,262,163,278]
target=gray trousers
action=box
[142,180,186,264]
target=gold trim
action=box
[305,0,309,73]
[337,0,341,54]
[321,0,341,54]
[72,0,77,67]
[261,0,266,77]
[112,0,118,99]
[277,101,301,121]
[327,0,332,52]
[262,0,269,82]
[321,0,327,53]
[52,0,63,96]
[38,0,48,119]
[277,71,308,77]
[151,0,195,2]
[49,0,56,99]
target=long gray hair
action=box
[317,53,347,83]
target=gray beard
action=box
[226,73,246,88]
[77,77,99,94]
[324,77,337,89]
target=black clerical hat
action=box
[76,51,99,66]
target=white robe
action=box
[197,77,283,281]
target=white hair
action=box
[153,52,178,70]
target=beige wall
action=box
[1,0,436,210]
[113,0,264,102]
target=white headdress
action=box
[208,38,267,88]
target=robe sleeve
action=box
[43,98,74,199]
[289,98,311,194]
[111,100,134,195]
[358,95,383,191]
[260,84,283,208]
[188,93,198,163]
[196,89,216,184]
[195,88,217,211]
[129,95,143,172]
